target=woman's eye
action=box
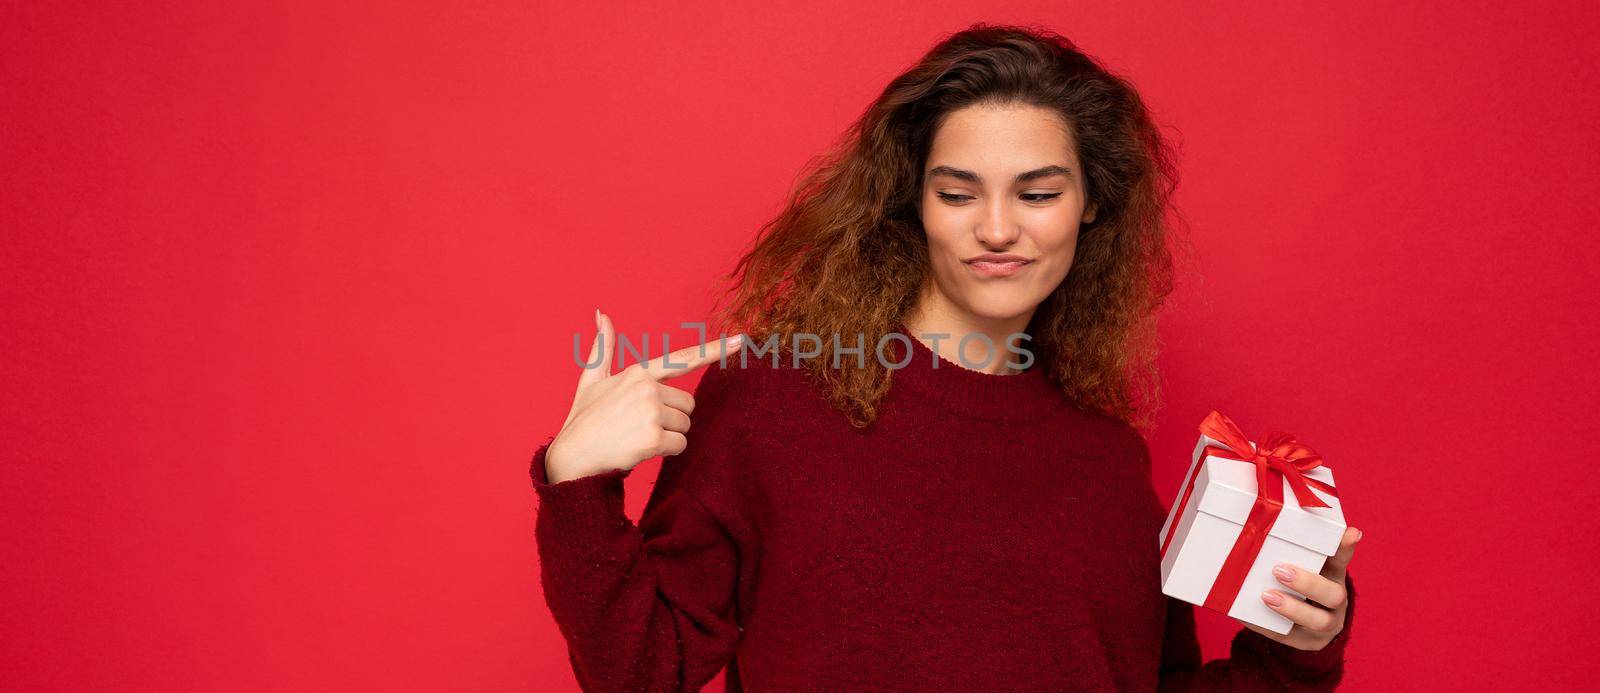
[936,191,1061,204]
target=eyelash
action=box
[937,192,1062,204]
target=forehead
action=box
[926,103,1079,172]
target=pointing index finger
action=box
[643,334,745,380]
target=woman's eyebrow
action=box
[927,164,1073,184]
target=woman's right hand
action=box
[543,310,745,484]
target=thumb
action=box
[1322,525,1361,579]
[576,308,614,386]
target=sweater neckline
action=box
[886,327,1066,423]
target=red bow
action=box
[1198,410,1334,510]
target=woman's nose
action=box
[976,198,1021,247]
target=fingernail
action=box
[1272,564,1295,583]
[1354,527,1364,543]
[1261,590,1284,606]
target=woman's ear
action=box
[1082,200,1099,226]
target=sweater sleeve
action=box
[1156,572,1356,691]
[529,364,757,692]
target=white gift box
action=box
[1158,430,1345,634]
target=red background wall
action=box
[4,2,1596,690]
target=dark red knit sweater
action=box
[530,335,1354,691]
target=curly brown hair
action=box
[713,22,1188,432]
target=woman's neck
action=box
[902,287,1034,375]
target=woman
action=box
[532,23,1360,691]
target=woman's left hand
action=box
[1243,525,1362,650]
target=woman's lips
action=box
[966,257,1030,276]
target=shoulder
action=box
[1056,401,1153,469]
[660,354,817,523]
[691,350,825,416]
[1056,406,1165,520]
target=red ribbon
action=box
[1159,410,1338,616]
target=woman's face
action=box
[917,102,1097,324]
